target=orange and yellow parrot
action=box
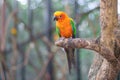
[53,11,76,73]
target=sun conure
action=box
[53,11,76,73]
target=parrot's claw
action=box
[68,37,73,42]
[59,37,65,40]
[55,37,65,46]
[69,37,72,39]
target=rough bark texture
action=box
[95,0,120,80]
[55,0,120,80]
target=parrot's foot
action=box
[55,37,65,46]
[69,37,73,39]
[55,37,73,48]
[59,37,65,40]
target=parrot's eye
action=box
[59,15,62,18]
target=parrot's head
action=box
[53,11,68,22]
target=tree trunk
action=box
[55,0,120,80]
[89,0,120,80]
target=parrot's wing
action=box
[56,26,61,37]
[70,18,76,38]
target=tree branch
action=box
[80,6,100,17]
[55,38,120,63]
[55,38,99,52]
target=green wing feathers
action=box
[56,18,76,38]
[70,18,76,38]
[56,26,60,37]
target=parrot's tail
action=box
[64,48,76,73]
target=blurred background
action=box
[0,0,119,80]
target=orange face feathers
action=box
[53,11,68,21]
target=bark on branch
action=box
[55,38,119,63]
[55,38,99,51]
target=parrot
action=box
[53,11,76,73]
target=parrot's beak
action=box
[53,16,58,21]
